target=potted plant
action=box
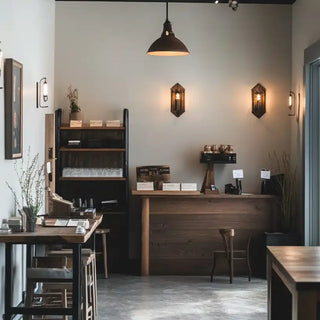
[67,85,81,120]
[265,151,300,245]
[6,149,45,232]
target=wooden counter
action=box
[132,191,279,276]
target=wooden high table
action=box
[267,246,320,320]
[0,215,102,320]
[133,191,278,276]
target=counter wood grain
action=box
[133,192,279,276]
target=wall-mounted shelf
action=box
[60,125,125,131]
[60,177,127,181]
[60,147,126,152]
[200,152,236,164]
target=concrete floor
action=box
[97,275,267,320]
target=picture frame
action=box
[4,58,23,159]
[136,165,170,190]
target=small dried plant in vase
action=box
[67,85,81,120]
[6,148,45,231]
[269,151,297,233]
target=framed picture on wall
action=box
[4,58,23,159]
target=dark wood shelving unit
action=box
[55,108,129,273]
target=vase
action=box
[70,111,81,121]
[26,217,37,232]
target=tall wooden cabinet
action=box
[55,108,129,273]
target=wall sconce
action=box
[36,77,48,108]
[251,83,266,118]
[288,91,295,116]
[171,83,185,117]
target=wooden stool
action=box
[47,249,97,320]
[210,228,252,284]
[25,256,71,320]
[82,253,97,320]
[95,228,110,278]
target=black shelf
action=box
[55,108,129,273]
[200,152,237,164]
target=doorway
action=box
[304,40,320,245]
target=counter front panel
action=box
[133,192,279,276]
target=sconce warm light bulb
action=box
[251,83,266,118]
[289,94,292,107]
[171,83,185,117]
[288,91,296,116]
[215,0,219,4]
[43,79,48,101]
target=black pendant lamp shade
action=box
[147,2,190,56]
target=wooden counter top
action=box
[132,190,277,199]
[0,215,102,244]
[268,246,320,290]
[267,246,320,319]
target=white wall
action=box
[291,0,320,235]
[55,2,292,193]
[0,0,55,313]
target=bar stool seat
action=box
[210,228,252,284]
[95,228,110,278]
[27,268,72,281]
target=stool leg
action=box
[102,233,108,279]
[229,259,233,284]
[92,255,97,319]
[62,289,67,320]
[210,253,216,282]
[25,280,34,320]
[247,251,252,281]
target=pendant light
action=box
[147,2,190,56]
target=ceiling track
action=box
[55,0,295,4]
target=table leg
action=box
[267,252,272,320]
[26,244,32,268]
[73,243,82,320]
[3,244,12,320]
[292,290,319,320]
[141,197,150,276]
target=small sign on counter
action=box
[261,169,271,179]
[233,169,244,179]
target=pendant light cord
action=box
[166,1,169,21]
